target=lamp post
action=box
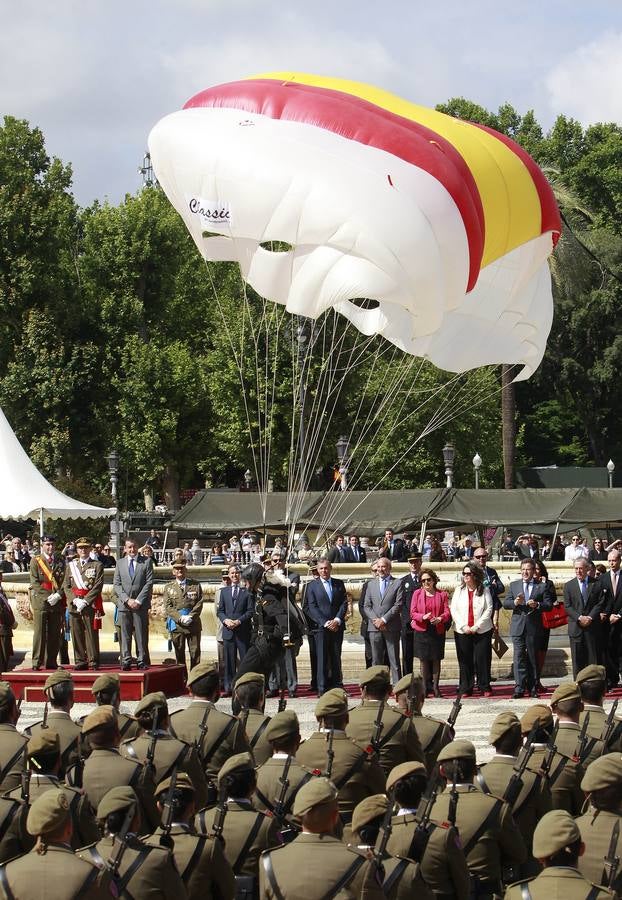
[106,449,121,556]
[607,459,615,489]
[336,435,350,491]
[473,452,482,490]
[244,469,252,491]
[442,443,455,489]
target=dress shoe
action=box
[137,663,148,670]
[121,664,131,671]
[512,690,525,699]
[433,688,442,698]
[288,689,297,698]
[32,665,40,671]
[90,664,100,670]
[483,690,493,698]
[74,663,88,671]
[530,689,539,698]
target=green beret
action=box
[264,710,299,742]
[91,673,120,695]
[217,752,255,785]
[576,665,606,686]
[437,740,476,764]
[550,682,581,705]
[0,682,15,709]
[532,810,580,857]
[520,704,553,732]
[234,672,265,690]
[292,777,338,817]
[97,787,137,819]
[27,730,60,759]
[351,795,388,836]
[44,669,73,691]
[315,688,348,718]
[386,760,427,792]
[359,666,391,688]
[581,754,622,792]
[82,705,117,735]
[154,772,195,798]
[393,674,417,696]
[489,712,520,744]
[134,692,168,718]
[26,789,71,836]
[187,661,219,687]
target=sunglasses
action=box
[421,577,434,583]
[462,570,474,576]
[474,554,487,559]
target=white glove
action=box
[180,614,193,626]
[46,592,61,607]
[74,599,87,613]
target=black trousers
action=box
[511,630,539,692]
[401,630,414,676]
[315,628,344,694]
[569,630,599,678]
[454,631,491,693]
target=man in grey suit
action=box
[362,557,403,684]
[503,559,554,698]
[113,538,154,670]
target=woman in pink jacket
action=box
[410,568,451,697]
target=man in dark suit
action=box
[378,529,408,563]
[564,557,604,678]
[113,538,154,670]
[503,559,554,698]
[399,554,422,675]
[362,556,403,684]
[301,564,320,690]
[358,561,378,669]
[217,563,254,694]
[515,534,540,562]
[601,549,622,688]
[304,558,347,695]
[327,535,349,564]
[345,534,366,564]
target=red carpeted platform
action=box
[2,664,187,703]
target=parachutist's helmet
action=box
[241,562,264,592]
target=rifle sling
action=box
[114,844,156,897]
[232,814,264,874]
[548,755,569,787]
[181,835,208,884]
[383,857,410,893]
[461,800,503,858]
[250,717,270,750]
[257,771,314,820]
[262,852,286,900]
[75,866,101,899]
[160,744,191,783]
[0,866,15,900]
[405,820,436,862]
[0,746,26,788]
[0,803,19,844]
[601,818,620,889]
[203,718,236,765]
[511,775,541,820]
[374,716,407,752]
[423,721,447,753]
[333,749,371,792]
[475,771,491,794]
[324,853,367,899]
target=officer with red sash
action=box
[29,535,66,670]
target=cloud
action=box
[545,30,622,125]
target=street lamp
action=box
[442,443,455,489]
[607,459,615,489]
[244,469,252,491]
[106,449,121,555]
[336,435,350,491]
[473,452,482,490]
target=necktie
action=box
[129,558,135,578]
[613,572,619,595]
[233,586,238,601]
[580,580,587,606]
[323,579,332,600]
[380,578,386,597]
[524,582,531,601]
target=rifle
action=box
[407,768,443,861]
[443,692,462,741]
[41,701,48,730]
[145,708,159,776]
[502,722,538,809]
[447,759,459,827]
[600,700,619,755]
[105,801,136,886]
[603,819,620,890]
[576,711,591,763]
[371,701,385,752]
[159,766,178,848]
[273,755,293,826]
[406,669,417,716]
[195,705,211,760]
[278,688,287,714]
[373,787,394,871]
[539,721,559,777]
[211,778,229,842]
[16,698,22,720]
[325,728,335,781]
[20,768,31,805]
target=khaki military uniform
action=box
[295,731,386,827]
[241,708,272,766]
[345,700,424,776]
[82,747,159,833]
[411,711,452,774]
[29,553,65,669]
[386,812,470,900]
[478,754,552,873]
[145,823,235,900]
[527,745,585,816]
[25,712,81,780]
[259,832,385,900]
[579,705,616,758]
[3,773,99,850]
[0,843,110,900]
[355,846,434,900]
[169,701,250,783]
[120,732,208,809]
[504,866,613,900]
[196,799,280,878]
[80,833,187,899]
[77,709,142,758]
[432,784,526,894]
[0,725,27,794]
[63,557,104,668]
[0,796,24,865]
[254,754,318,829]
[576,806,622,894]
[164,578,203,671]
[556,720,604,767]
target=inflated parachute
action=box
[149,73,561,379]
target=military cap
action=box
[581,754,622,792]
[315,688,348,718]
[27,730,60,758]
[393,674,416,696]
[91,673,120,695]
[308,565,319,575]
[351,795,388,835]
[408,554,423,562]
[27,789,71,836]
[386,760,427,792]
[44,669,73,691]
[154,772,195,798]
[292,777,338,817]
[576,664,606,685]
[520,704,554,732]
[171,559,186,569]
[97,787,137,819]
[359,666,391,688]
[234,671,265,689]
[41,534,56,544]
[550,682,581,705]
[437,739,476,764]
[264,710,299,742]
[187,660,219,687]
[532,810,581,857]
[82,705,117,735]
[489,711,520,744]
[221,567,230,577]
[0,682,15,709]
[134,691,168,717]
[217,752,255,785]
[75,537,92,548]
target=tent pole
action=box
[419,520,427,551]
[39,509,44,540]
[551,520,560,548]
[162,527,169,566]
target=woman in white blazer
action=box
[450,561,493,697]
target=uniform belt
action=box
[41,581,53,591]
[72,588,89,597]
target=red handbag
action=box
[541,604,568,630]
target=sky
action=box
[2,0,621,208]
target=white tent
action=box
[0,407,115,532]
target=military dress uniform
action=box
[254,754,318,829]
[121,731,208,809]
[575,755,622,895]
[62,549,104,669]
[411,710,452,775]
[164,574,203,672]
[29,548,66,670]
[579,704,614,758]
[0,724,27,795]
[170,699,250,785]
[3,773,99,850]
[345,698,424,777]
[240,706,272,766]
[25,710,82,781]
